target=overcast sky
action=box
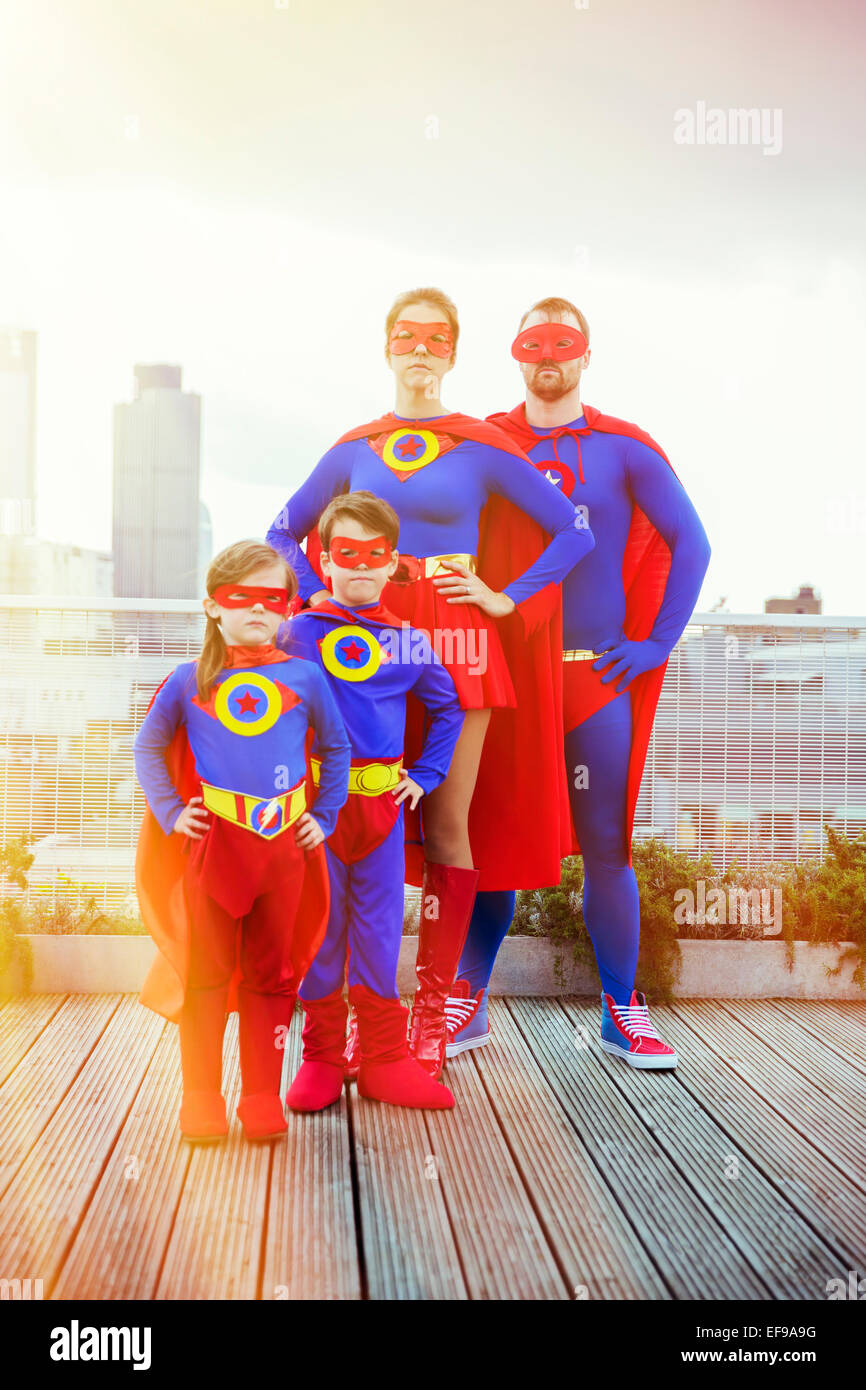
[2,0,865,613]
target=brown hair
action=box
[385,287,460,357]
[518,296,590,346]
[197,539,297,701]
[317,490,400,551]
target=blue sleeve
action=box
[483,446,595,607]
[625,438,712,655]
[406,643,465,794]
[132,667,190,835]
[266,443,353,601]
[302,664,351,838]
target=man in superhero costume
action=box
[280,491,464,1110]
[447,297,711,1067]
[134,544,351,1140]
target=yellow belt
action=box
[422,553,477,578]
[562,648,598,662]
[311,756,402,797]
[200,777,307,837]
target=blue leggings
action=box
[458,692,639,1006]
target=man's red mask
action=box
[388,320,454,358]
[511,321,588,363]
[328,535,394,569]
[211,584,290,613]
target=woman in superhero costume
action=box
[267,287,595,1077]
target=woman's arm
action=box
[485,448,595,607]
[266,443,352,601]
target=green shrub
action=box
[0,898,34,995]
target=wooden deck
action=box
[1,994,864,1300]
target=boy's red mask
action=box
[328,535,393,569]
[211,584,290,613]
[388,320,454,358]
[511,322,588,362]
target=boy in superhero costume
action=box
[134,541,351,1141]
[280,491,463,1111]
[447,297,711,1068]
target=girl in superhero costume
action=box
[447,297,711,1068]
[280,491,464,1111]
[133,540,351,1141]
[267,287,595,1078]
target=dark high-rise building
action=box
[0,328,37,537]
[112,364,202,598]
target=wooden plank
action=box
[721,999,866,1112]
[0,995,165,1292]
[766,1000,866,1077]
[657,1002,866,1271]
[507,997,768,1299]
[673,999,866,1192]
[348,1001,466,1300]
[51,1022,195,1300]
[155,1014,272,1300]
[261,1005,361,1300]
[564,998,845,1298]
[472,998,669,1299]
[0,994,122,1201]
[427,1023,568,1300]
[0,995,68,1088]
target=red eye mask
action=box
[211,584,290,613]
[511,321,588,362]
[328,535,394,569]
[388,320,454,358]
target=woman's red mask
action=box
[211,584,290,613]
[328,535,394,569]
[511,321,588,362]
[388,320,454,358]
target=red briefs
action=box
[562,658,624,736]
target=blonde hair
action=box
[197,539,297,701]
[518,295,590,346]
[385,287,460,356]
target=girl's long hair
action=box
[197,540,297,702]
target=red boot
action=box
[285,990,348,1112]
[179,1090,228,1142]
[409,862,480,1079]
[342,1005,361,1082]
[237,1092,287,1141]
[351,984,454,1109]
[178,986,229,1141]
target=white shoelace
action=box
[613,1002,662,1041]
[445,996,479,1035]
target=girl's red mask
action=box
[328,535,393,569]
[511,321,588,362]
[211,584,290,613]
[388,320,454,358]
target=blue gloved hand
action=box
[592,637,668,692]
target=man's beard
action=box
[529,363,579,401]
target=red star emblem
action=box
[340,640,365,663]
[397,435,421,458]
[235,689,260,715]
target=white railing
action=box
[1,598,864,907]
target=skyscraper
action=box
[0,328,37,538]
[113,364,202,598]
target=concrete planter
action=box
[0,934,862,1000]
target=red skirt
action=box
[382,573,515,710]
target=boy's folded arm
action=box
[132,671,187,834]
[407,647,466,794]
[304,665,351,837]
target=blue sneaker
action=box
[445,980,488,1057]
[599,989,678,1069]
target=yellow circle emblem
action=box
[382,428,440,474]
[320,626,384,683]
[214,672,282,736]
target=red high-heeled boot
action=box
[408,861,480,1080]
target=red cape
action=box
[486,402,676,863]
[300,411,573,891]
[136,665,330,1023]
